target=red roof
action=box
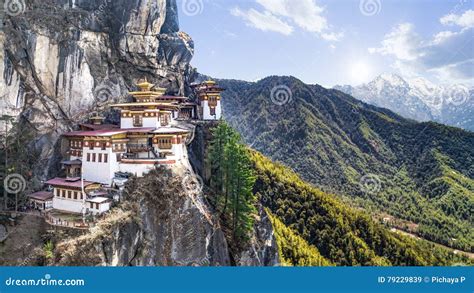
[79,123,119,131]
[122,127,156,133]
[27,191,53,201]
[45,177,97,188]
[63,129,128,137]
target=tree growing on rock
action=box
[208,122,257,243]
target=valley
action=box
[220,76,474,253]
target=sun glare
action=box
[350,61,373,85]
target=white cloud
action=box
[321,32,344,42]
[440,9,474,28]
[231,0,342,41]
[369,11,474,85]
[368,23,421,61]
[256,0,327,33]
[230,7,293,36]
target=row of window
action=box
[55,188,84,200]
[131,114,171,127]
[113,143,127,151]
[89,202,101,210]
[86,153,109,163]
[156,138,172,149]
[86,142,108,150]
[70,140,83,148]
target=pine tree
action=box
[208,122,257,243]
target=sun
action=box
[350,61,373,85]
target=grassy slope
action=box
[251,150,471,266]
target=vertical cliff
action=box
[54,166,232,266]
[188,123,280,266]
[52,124,280,266]
[1,0,194,178]
[1,0,280,267]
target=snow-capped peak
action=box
[376,73,406,85]
[333,72,474,131]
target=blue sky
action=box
[178,0,474,87]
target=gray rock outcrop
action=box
[1,0,194,178]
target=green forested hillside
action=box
[219,76,474,252]
[251,151,471,266]
[266,210,332,266]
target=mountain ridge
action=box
[219,75,474,252]
[334,73,474,131]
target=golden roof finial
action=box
[137,77,154,92]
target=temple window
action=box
[160,114,170,126]
[157,138,172,149]
[133,114,143,127]
[208,96,218,107]
[104,154,108,163]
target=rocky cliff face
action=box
[188,123,280,266]
[1,0,279,267]
[1,0,194,178]
[54,166,231,266]
[53,159,279,267]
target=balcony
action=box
[127,143,151,153]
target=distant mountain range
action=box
[220,76,474,252]
[334,74,474,131]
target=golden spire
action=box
[137,77,154,92]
